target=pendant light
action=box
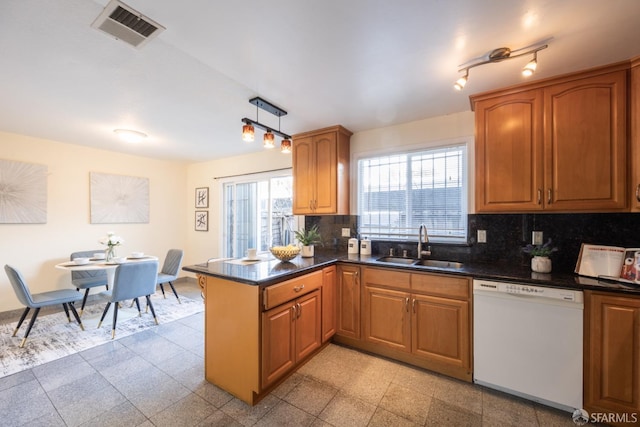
[263,131,275,148]
[241,97,291,150]
[280,138,292,154]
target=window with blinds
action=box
[357,143,468,243]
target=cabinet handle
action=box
[294,284,305,292]
[636,184,640,202]
[547,189,552,205]
[296,303,301,319]
[309,200,313,210]
[405,297,409,312]
[537,189,542,205]
[291,305,296,321]
[412,298,416,313]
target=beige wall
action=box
[185,149,293,269]
[0,132,188,312]
[0,111,474,309]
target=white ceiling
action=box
[1,0,639,162]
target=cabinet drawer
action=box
[410,273,470,300]
[363,267,410,290]
[263,270,322,310]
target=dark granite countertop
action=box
[183,251,640,295]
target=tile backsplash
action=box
[307,213,640,274]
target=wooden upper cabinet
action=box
[631,57,640,211]
[544,71,627,210]
[474,89,544,212]
[472,64,628,213]
[292,125,352,215]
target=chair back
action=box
[161,249,184,277]
[110,261,158,302]
[4,265,35,307]
[70,250,108,284]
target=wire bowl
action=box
[270,246,300,262]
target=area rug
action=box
[0,292,204,378]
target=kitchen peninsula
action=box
[184,252,640,411]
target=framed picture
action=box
[195,210,208,231]
[90,172,149,224]
[195,187,209,208]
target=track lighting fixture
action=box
[454,43,548,91]
[241,97,292,153]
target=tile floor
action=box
[0,280,584,426]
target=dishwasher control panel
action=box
[473,280,583,303]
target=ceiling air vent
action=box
[91,0,165,48]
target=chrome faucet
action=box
[418,224,431,259]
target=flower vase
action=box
[531,256,552,273]
[105,246,117,262]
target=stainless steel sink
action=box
[413,259,464,269]
[375,256,417,265]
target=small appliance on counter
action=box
[360,238,372,256]
[348,238,359,254]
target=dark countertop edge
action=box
[184,254,640,296]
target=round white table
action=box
[56,256,158,287]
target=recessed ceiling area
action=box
[0,0,638,162]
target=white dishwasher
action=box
[473,279,584,412]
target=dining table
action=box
[55,255,159,288]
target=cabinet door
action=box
[544,71,627,211]
[322,266,337,342]
[295,290,322,361]
[585,292,640,418]
[631,61,640,211]
[261,303,295,388]
[475,89,544,212]
[412,294,470,370]
[292,135,315,214]
[364,286,410,352]
[313,132,338,214]
[336,265,361,339]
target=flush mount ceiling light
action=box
[454,43,548,91]
[241,97,292,153]
[113,128,147,143]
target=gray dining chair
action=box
[4,264,85,348]
[156,249,184,303]
[70,249,108,315]
[97,260,159,339]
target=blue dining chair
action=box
[70,249,108,314]
[97,260,159,339]
[156,249,184,303]
[4,264,85,348]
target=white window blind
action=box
[357,144,468,243]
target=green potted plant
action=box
[522,238,558,273]
[294,225,321,257]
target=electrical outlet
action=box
[477,229,487,243]
[532,231,543,245]
[341,228,351,237]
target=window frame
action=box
[355,138,470,244]
[219,169,296,258]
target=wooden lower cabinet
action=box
[337,266,472,381]
[584,291,640,425]
[262,289,321,388]
[321,266,337,342]
[336,264,361,339]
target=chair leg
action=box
[168,281,181,303]
[97,302,111,328]
[20,308,40,348]
[159,283,166,299]
[146,295,158,325]
[62,302,71,322]
[67,303,85,331]
[80,289,90,315]
[13,307,31,337]
[134,298,142,317]
[111,302,119,339]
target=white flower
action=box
[99,232,124,247]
